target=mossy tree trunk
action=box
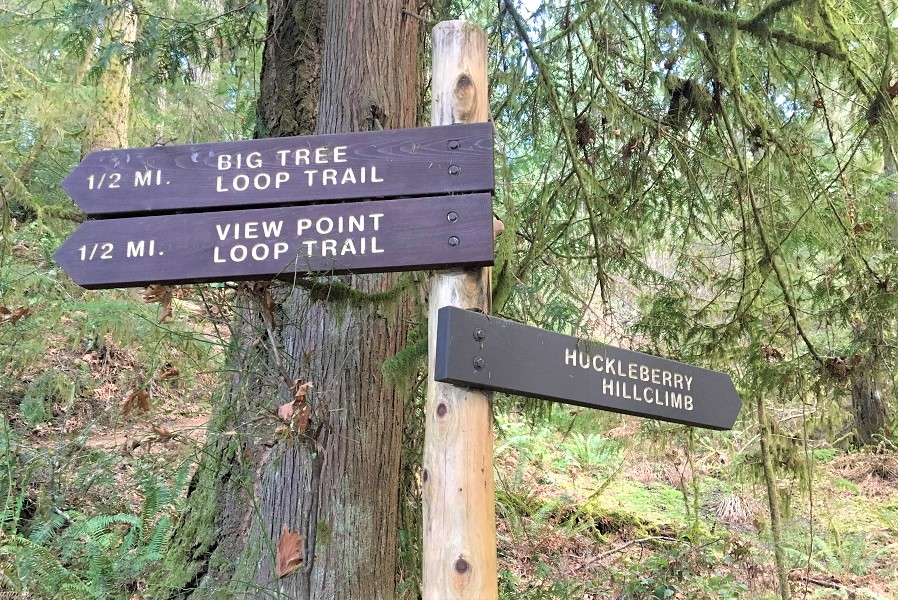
[161,1,422,598]
[84,0,137,154]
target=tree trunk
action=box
[83,1,137,153]
[160,1,421,598]
[757,394,790,600]
[850,322,887,446]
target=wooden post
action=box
[422,21,497,600]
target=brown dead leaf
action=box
[275,525,303,578]
[277,401,295,422]
[277,382,313,434]
[120,389,151,417]
[142,284,173,322]
[152,425,173,441]
[293,402,312,433]
[0,306,32,325]
[160,366,180,379]
[292,379,313,402]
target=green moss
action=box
[381,336,426,389]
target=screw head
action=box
[448,140,460,150]
[448,236,460,247]
[473,328,486,341]
[473,356,485,370]
[448,165,461,175]
[447,211,458,222]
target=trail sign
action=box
[61,123,494,216]
[434,307,742,430]
[53,194,494,289]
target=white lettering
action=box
[340,238,357,255]
[126,240,144,257]
[231,245,247,262]
[251,244,269,260]
[262,220,283,238]
[233,174,249,191]
[246,152,262,168]
[274,242,288,259]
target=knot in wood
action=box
[453,73,478,121]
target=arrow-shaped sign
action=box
[435,307,742,430]
[62,123,494,216]
[53,194,494,289]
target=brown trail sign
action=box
[435,306,742,430]
[53,194,494,289]
[61,123,494,216]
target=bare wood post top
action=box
[422,20,497,600]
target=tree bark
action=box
[757,394,790,600]
[850,323,887,446]
[161,1,422,598]
[83,1,137,153]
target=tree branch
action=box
[644,0,846,60]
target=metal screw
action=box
[473,328,486,341]
[473,356,485,370]
[448,236,460,247]
[447,211,458,222]
[448,165,461,175]
[448,140,460,150]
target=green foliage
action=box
[1,409,193,598]
[615,541,749,599]
[21,369,74,426]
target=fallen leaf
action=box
[275,525,303,578]
[160,366,180,379]
[142,284,173,322]
[277,400,295,421]
[152,425,173,441]
[294,401,312,433]
[292,380,313,402]
[0,306,32,325]
[120,389,151,417]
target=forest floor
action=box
[3,221,898,599]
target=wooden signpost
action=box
[53,194,494,288]
[61,123,494,216]
[53,18,744,600]
[435,306,742,430]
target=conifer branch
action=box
[644,0,846,60]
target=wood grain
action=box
[62,123,494,216]
[435,307,742,430]
[423,20,497,600]
[53,194,494,288]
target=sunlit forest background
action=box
[3,0,898,598]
